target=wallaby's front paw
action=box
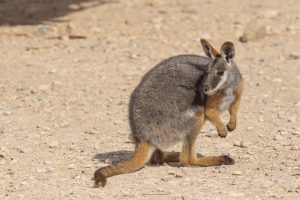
[217,128,228,138]
[227,121,236,132]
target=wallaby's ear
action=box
[200,39,220,59]
[220,41,235,63]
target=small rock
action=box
[290,146,300,151]
[16,148,26,153]
[260,9,279,18]
[247,126,254,131]
[36,169,47,173]
[43,161,52,165]
[89,128,99,135]
[218,166,226,173]
[286,25,297,32]
[0,147,8,158]
[270,193,281,198]
[234,141,240,147]
[287,115,296,123]
[20,181,27,186]
[34,25,49,36]
[72,175,80,179]
[69,4,81,10]
[36,125,52,131]
[3,111,12,116]
[49,141,59,149]
[274,135,283,141]
[10,159,18,164]
[288,54,299,60]
[51,80,62,89]
[59,120,70,128]
[69,144,77,151]
[291,130,300,136]
[104,158,112,164]
[234,140,251,148]
[205,131,218,137]
[259,116,264,122]
[232,170,242,176]
[38,84,50,92]
[0,123,10,134]
[240,140,252,148]
[68,164,76,169]
[168,170,184,178]
[48,69,58,74]
[258,134,265,138]
[239,20,268,42]
[46,167,55,172]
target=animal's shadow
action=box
[93,150,133,164]
[0,0,117,26]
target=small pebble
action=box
[247,126,254,131]
[274,135,283,141]
[234,140,251,148]
[68,164,76,169]
[260,9,279,18]
[288,54,299,60]
[37,169,47,173]
[38,84,50,92]
[20,181,27,186]
[49,141,59,149]
[218,166,226,173]
[104,158,113,164]
[232,171,242,176]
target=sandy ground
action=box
[0,0,300,199]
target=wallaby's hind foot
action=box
[94,141,155,187]
[151,150,234,166]
[94,170,106,187]
[189,155,234,166]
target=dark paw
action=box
[217,129,228,138]
[94,170,107,188]
[227,122,236,132]
[221,155,235,165]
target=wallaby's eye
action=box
[216,71,225,76]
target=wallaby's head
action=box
[200,39,235,95]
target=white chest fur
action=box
[219,87,236,112]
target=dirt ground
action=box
[0,0,299,199]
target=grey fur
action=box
[128,41,242,151]
[129,55,209,150]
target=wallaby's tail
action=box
[94,141,155,187]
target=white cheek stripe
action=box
[208,71,228,94]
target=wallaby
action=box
[94,39,244,187]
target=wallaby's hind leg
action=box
[151,150,233,166]
[181,111,234,166]
[94,141,155,187]
[180,133,234,166]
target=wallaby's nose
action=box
[203,85,210,93]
